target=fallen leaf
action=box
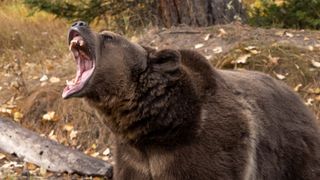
[90,152,100,158]
[218,28,227,37]
[213,47,223,54]
[91,144,97,149]
[40,82,48,87]
[63,124,74,132]
[244,46,260,54]
[0,107,12,114]
[0,153,6,160]
[274,72,286,80]
[40,166,47,176]
[49,76,60,83]
[294,84,303,92]
[103,148,111,156]
[203,34,211,41]
[268,55,280,65]
[39,75,48,82]
[307,88,315,94]
[194,43,204,49]
[304,37,310,41]
[130,36,139,43]
[1,161,23,169]
[204,55,212,60]
[48,130,58,141]
[314,88,320,94]
[275,31,284,36]
[13,111,23,122]
[25,62,36,68]
[42,111,55,121]
[285,32,294,38]
[305,98,314,106]
[10,81,20,89]
[315,95,320,101]
[244,46,257,51]
[311,60,320,68]
[26,162,37,170]
[308,46,314,51]
[234,54,251,64]
[102,156,109,161]
[84,144,97,155]
[69,130,78,140]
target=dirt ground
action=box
[0,23,319,178]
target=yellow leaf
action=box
[234,54,251,64]
[308,46,314,51]
[268,55,280,65]
[26,162,38,170]
[63,124,74,132]
[40,166,47,176]
[48,130,58,142]
[294,84,303,92]
[91,143,97,149]
[218,28,227,37]
[311,60,320,68]
[42,111,55,121]
[49,76,61,83]
[69,130,78,140]
[0,153,6,160]
[13,111,23,122]
[90,152,100,158]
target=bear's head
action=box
[62,21,181,100]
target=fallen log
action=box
[0,117,112,179]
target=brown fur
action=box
[66,24,320,180]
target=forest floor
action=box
[0,22,320,179]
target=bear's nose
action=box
[71,21,87,28]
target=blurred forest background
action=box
[0,0,319,178]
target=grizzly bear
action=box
[63,21,320,180]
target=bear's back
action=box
[217,69,320,179]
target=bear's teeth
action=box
[79,40,84,46]
[70,39,78,44]
[74,50,79,57]
[66,79,75,86]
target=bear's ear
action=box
[148,49,181,73]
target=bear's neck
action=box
[87,69,201,147]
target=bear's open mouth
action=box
[62,30,95,98]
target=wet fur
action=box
[68,27,320,180]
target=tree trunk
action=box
[156,0,246,27]
[0,117,113,178]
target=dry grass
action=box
[0,3,67,53]
[0,2,72,97]
[213,43,320,120]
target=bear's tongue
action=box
[62,35,95,98]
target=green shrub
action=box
[24,0,155,34]
[249,0,320,29]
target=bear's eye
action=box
[103,35,113,41]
